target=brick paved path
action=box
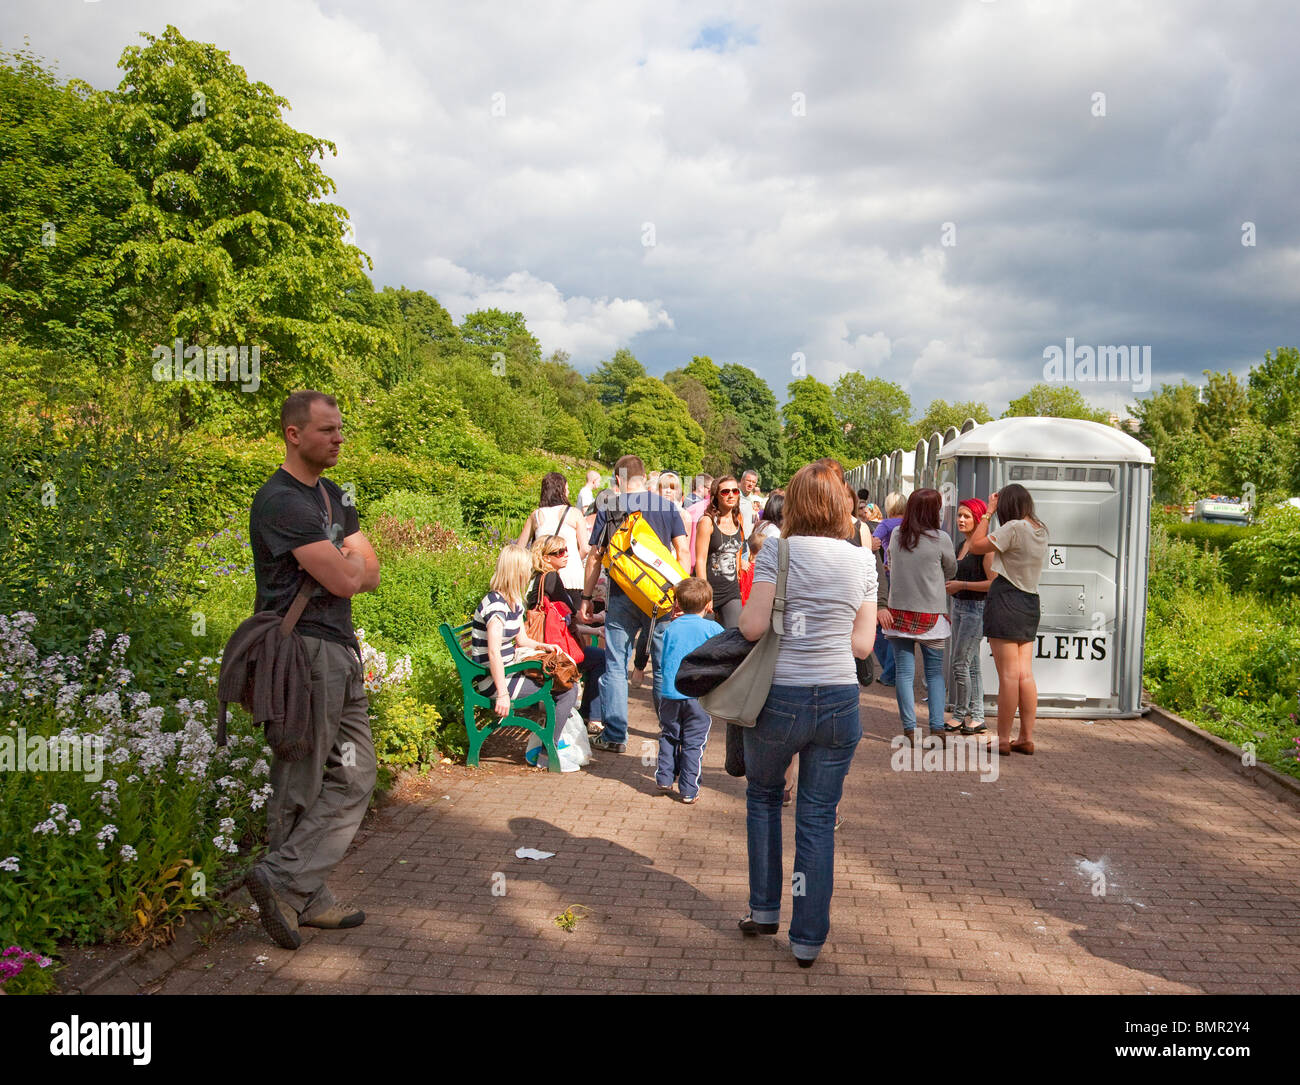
[153,679,1300,994]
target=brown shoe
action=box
[1010,739,1035,755]
[300,904,366,929]
[245,866,301,950]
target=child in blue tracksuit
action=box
[656,577,723,804]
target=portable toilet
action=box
[933,417,1154,718]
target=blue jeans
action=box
[891,639,946,733]
[578,645,606,723]
[874,629,895,683]
[744,684,861,961]
[600,590,669,745]
[949,601,985,725]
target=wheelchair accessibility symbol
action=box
[1048,546,1066,568]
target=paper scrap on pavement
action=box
[515,846,555,860]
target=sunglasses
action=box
[719,487,740,495]
[549,547,568,556]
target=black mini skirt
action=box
[983,575,1040,643]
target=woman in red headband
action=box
[945,498,995,735]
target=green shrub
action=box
[0,412,200,662]
[1147,522,1225,609]
[1165,521,1253,551]
[1144,582,1300,727]
[1224,505,1300,597]
[369,692,443,771]
[363,489,465,534]
[358,378,499,469]
[351,546,494,649]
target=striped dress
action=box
[471,591,529,697]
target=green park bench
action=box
[438,621,565,773]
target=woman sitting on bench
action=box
[472,544,579,727]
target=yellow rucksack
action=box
[602,510,688,618]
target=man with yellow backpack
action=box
[578,455,690,753]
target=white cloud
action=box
[423,260,672,362]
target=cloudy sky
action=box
[5,0,1298,418]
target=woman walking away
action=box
[878,489,956,743]
[737,462,877,968]
[967,484,1048,756]
[528,535,607,730]
[946,498,994,735]
[472,544,579,744]
[518,472,589,593]
[694,475,749,630]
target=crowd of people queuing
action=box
[238,389,1048,968]
[469,449,1049,967]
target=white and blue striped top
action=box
[471,591,529,697]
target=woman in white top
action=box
[737,461,877,969]
[968,483,1049,757]
[517,472,589,592]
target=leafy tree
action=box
[719,363,785,487]
[914,399,993,441]
[1195,370,1249,446]
[430,351,546,452]
[1218,418,1295,505]
[588,348,646,407]
[1132,382,1201,501]
[1003,383,1110,423]
[0,49,139,361]
[458,308,540,365]
[105,25,389,428]
[665,372,742,477]
[539,350,595,418]
[783,376,844,470]
[832,373,913,465]
[342,283,458,388]
[1247,347,1300,430]
[602,377,704,477]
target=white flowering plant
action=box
[0,613,273,957]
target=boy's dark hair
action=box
[674,577,713,614]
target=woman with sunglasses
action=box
[518,472,588,593]
[528,535,607,728]
[694,475,749,630]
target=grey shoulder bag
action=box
[699,537,790,727]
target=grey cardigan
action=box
[887,529,957,614]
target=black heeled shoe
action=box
[739,914,778,936]
[795,956,816,969]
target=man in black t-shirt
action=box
[244,390,381,951]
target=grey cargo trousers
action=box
[260,635,377,921]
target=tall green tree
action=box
[1132,382,1203,502]
[458,308,541,365]
[832,373,913,465]
[783,376,844,470]
[719,363,785,487]
[588,348,646,407]
[665,372,742,477]
[106,25,389,427]
[914,399,993,441]
[1003,384,1110,423]
[1248,347,1300,429]
[602,377,704,477]
[0,49,140,362]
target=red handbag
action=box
[738,562,754,604]
[527,578,585,664]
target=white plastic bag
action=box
[524,708,592,772]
